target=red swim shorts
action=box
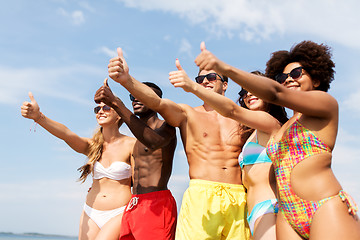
[119,190,177,240]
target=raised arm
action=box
[169,59,280,133]
[20,92,91,155]
[94,79,175,150]
[107,48,187,127]
[194,42,338,118]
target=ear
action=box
[222,80,228,92]
[313,79,320,89]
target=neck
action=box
[139,111,158,123]
[102,124,122,142]
[202,102,215,112]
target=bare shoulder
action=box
[122,135,137,147]
[279,89,338,118]
[178,103,193,111]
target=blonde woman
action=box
[21,90,136,240]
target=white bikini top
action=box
[93,161,131,180]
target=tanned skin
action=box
[94,79,176,194]
[107,49,248,185]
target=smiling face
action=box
[243,91,267,111]
[198,69,227,95]
[131,87,158,117]
[95,102,121,127]
[282,62,319,91]
[132,97,152,116]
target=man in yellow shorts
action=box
[108,47,251,240]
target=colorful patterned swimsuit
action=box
[266,114,358,239]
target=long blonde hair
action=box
[77,115,124,183]
[78,126,104,183]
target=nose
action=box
[202,77,210,84]
[98,106,105,113]
[283,75,294,85]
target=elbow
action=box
[264,86,281,104]
[217,105,236,119]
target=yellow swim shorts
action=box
[175,179,250,240]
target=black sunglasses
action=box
[275,67,303,84]
[129,94,136,102]
[195,73,224,84]
[238,88,249,99]
[94,105,111,114]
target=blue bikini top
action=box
[239,131,272,168]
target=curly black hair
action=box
[238,71,288,125]
[265,41,335,92]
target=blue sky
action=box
[1,0,360,236]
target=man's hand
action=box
[194,42,226,74]
[20,92,42,121]
[169,59,197,93]
[108,48,131,85]
[94,78,118,107]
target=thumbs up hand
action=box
[169,59,197,93]
[108,47,130,85]
[194,41,225,74]
[94,78,118,106]
[21,92,41,121]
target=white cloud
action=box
[79,1,96,13]
[72,10,85,25]
[333,143,360,164]
[179,38,193,58]
[116,0,360,49]
[98,46,118,58]
[343,88,360,116]
[163,35,171,41]
[57,8,85,25]
[0,65,103,106]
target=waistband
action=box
[126,190,173,211]
[84,203,126,213]
[131,189,173,200]
[189,179,246,192]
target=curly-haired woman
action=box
[195,41,360,239]
[21,91,136,240]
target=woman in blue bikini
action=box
[169,59,287,240]
[21,90,136,240]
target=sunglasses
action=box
[195,73,224,84]
[94,105,111,114]
[129,94,136,102]
[275,67,303,84]
[238,88,249,99]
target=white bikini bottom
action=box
[83,203,126,229]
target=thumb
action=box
[200,41,206,51]
[28,92,36,103]
[117,47,123,58]
[104,78,109,87]
[175,58,183,70]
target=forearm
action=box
[36,114,89,154]
[223,65,280,103]
[121,75,162,111]
[111,100,166,149]
[191,84,237,119]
